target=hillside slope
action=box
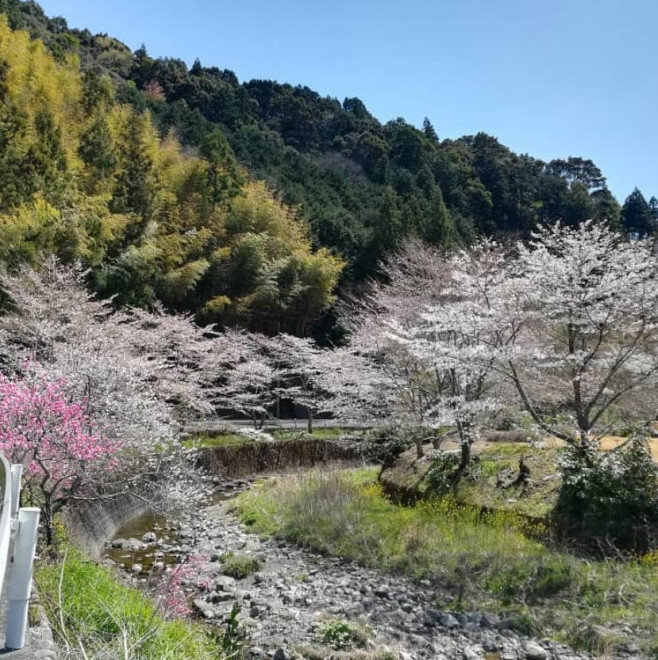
[1,0,657,336]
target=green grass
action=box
[35,547,236,659]
[220,553,263,579]
[182,433,252,449]
[316,619,370,650]
[459,444,562,518]
[236,469,658,655]
[272,427,350,441]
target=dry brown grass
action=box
[542,436,658,461]
[598,436,658,460]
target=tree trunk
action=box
[452,420,473,486]
[256,412,265,430]
[458,441,471,474]
[415,438,424,459]
[307,408,313,434]
[43,498,53,547]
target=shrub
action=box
[316,619,368,650]
[554,436,658,554]
[367,425,413,468]
[220,553,263,579]
[426,450,460,495]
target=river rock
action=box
[112,537,145,551]
[215,575,237,590]
[481,612,500,628]
[192,599,214,619]
[522,641,548,660]
[441,613,460,629]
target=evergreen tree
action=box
[621,188,654,237]
[110,111,157,224]
[422,117,439,143]
[199,129,243,204]
[24,108,68,204]
[424,186,455,247]
[78,116,117,184]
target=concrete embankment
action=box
[65,493,151,557]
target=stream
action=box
[103,474,598,660]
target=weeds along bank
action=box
[236,467,658,657]
[35,547,240,660]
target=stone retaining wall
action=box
[195,438,364,478]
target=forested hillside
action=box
[0,2,344,335]
[1,0,657,336]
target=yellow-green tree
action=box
[200,181,344,334]
[0,16,343,333]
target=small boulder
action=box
[192,599,214,619]
[522,641,548,660]
[440,613,460,629]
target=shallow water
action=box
[102,482,250,573]
[103,510,181,573]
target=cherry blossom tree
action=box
[351,223,658,468]
[343,241,451,455]
[312,344,393,424]
[382,241,516,467]
[504,221,658,445]
[261,334,326,433]
[345,240,511,462]
[221,358,279,429]
[0,369,121,545]
[0,260,230,447]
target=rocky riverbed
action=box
[104,476,639,660]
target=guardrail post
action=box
[9,465,21,518]
[5,507,40,650]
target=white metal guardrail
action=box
[0,454,40,650]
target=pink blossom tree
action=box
[0,369,121,545]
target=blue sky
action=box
[38,0,657,203]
